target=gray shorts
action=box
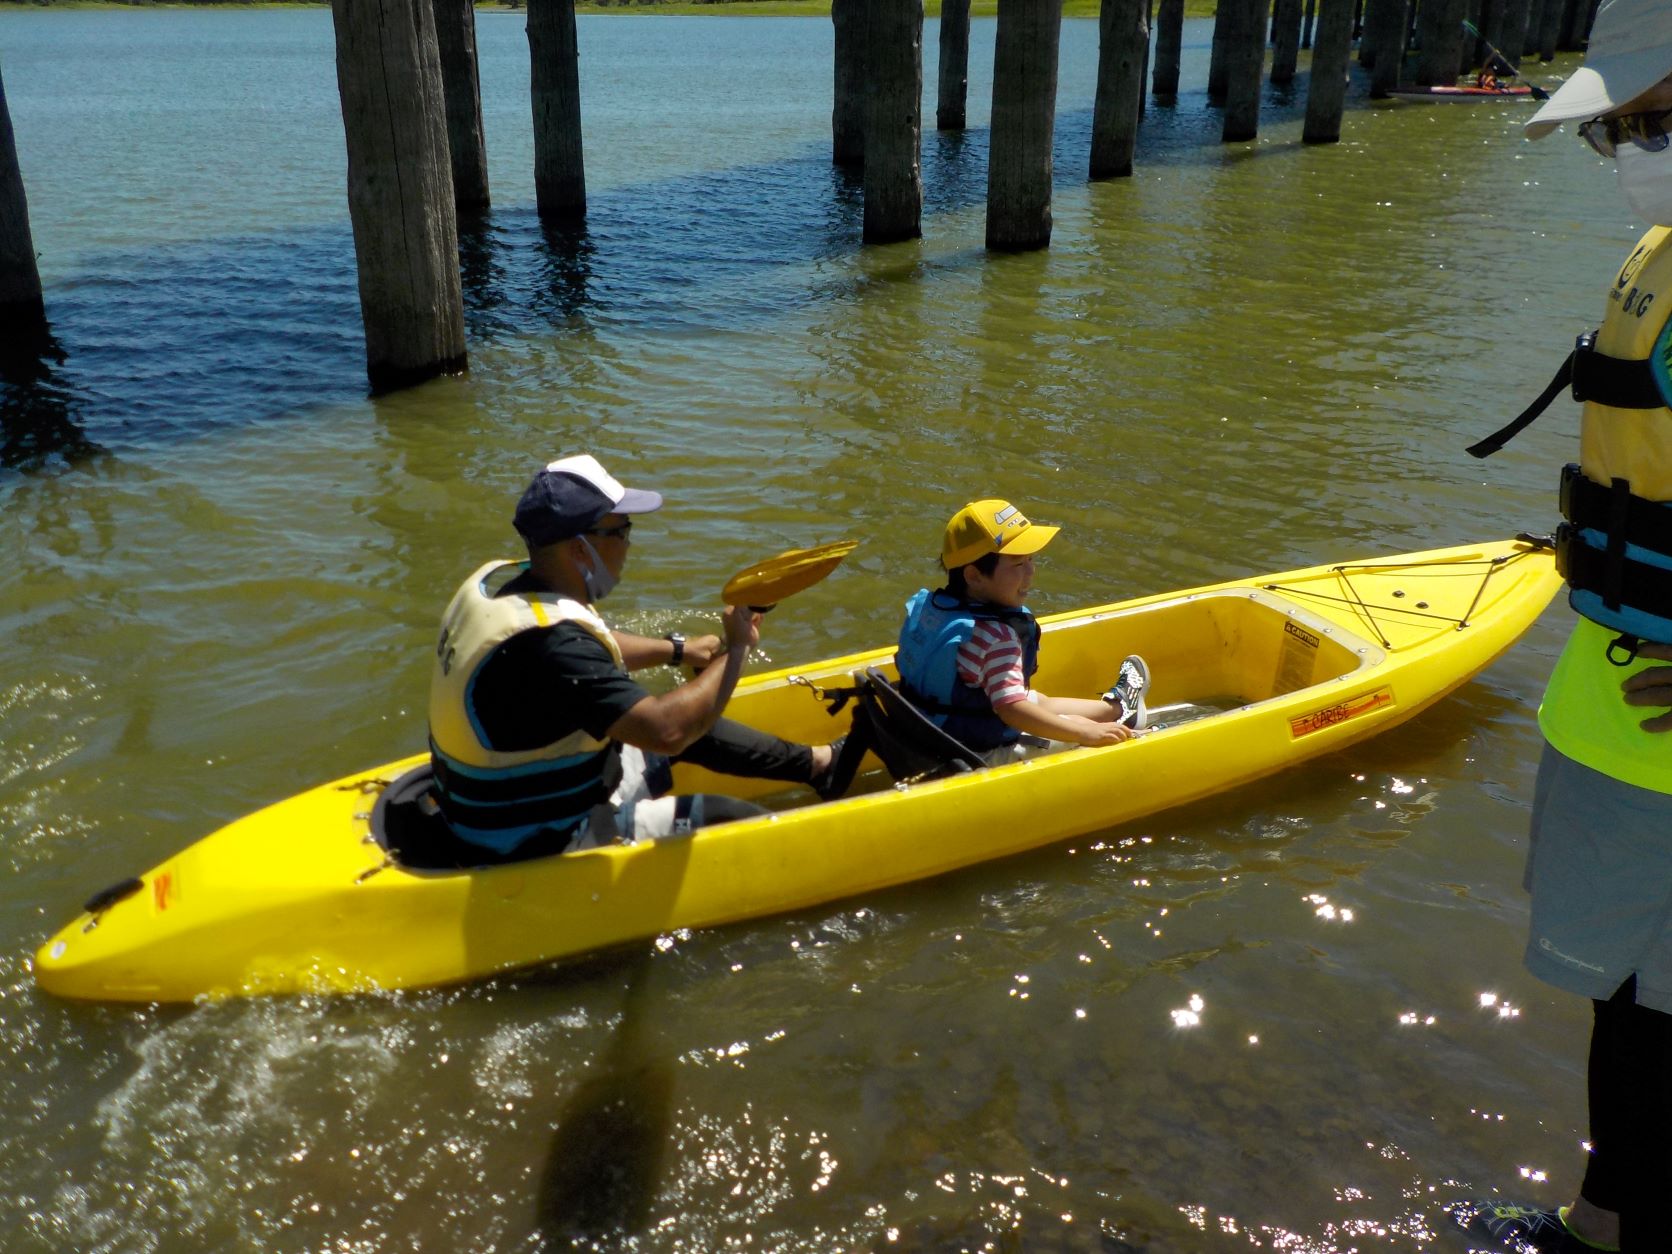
[1523,743,1672,1013]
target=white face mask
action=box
[1616,143,1672,227]
[578,536,619,602]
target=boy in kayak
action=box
[427,454,839,863]
[894,499,1149,764]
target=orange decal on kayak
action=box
[1290,687,1394,738]
[153,872,174,913]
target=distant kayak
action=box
[34,538,1560,1004]
[1387,83,1540,103]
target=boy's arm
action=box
[995,696,1134,746]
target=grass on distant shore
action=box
[1,0,1222,16]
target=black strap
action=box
[1467,332,1665,459]
[1558,463,1672,560]
[1557,527,1672,621]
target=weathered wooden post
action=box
[1303,0,1356,142]
[1536,0,1562,59]
[432,0,490,211]
[1,62,46,341]
[1271,0,1303,83]
[1556,0,1587,49]
[1367,0,1408,94]
[987,0,1062,252]
[1152,0,1183,96]
[530,0,585,219]
[1208,10,1230,100]
[1470,0,1504,70]
[864,0,923,242]
[1499,0,1534,69]
[937,0,972,129]
[1358,0,1380,65]
[1091,0,1148,179]
[1415,0,1466,85]
[331,0,467,391]
[1302,0,1316,47]
[832,0,866,166]
[1222,0,1272,141]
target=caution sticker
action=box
[1289,687,1394,739]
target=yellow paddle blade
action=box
[722,540,858,608]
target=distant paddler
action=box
[427,454,844,863]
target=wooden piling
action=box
[1415,0,1466,86]
[1152,0,1183,96]
[529,0,585,219]
[1536,0,1562,59]
[1556,0,1585,49]
[432,0,490,211]
[833,0,866,166]
[1499,0,1534,67]
[1470,0,1504,70]
[1366,0,1407,95]
[1302,0,1315,47]
[1303,0,1355,143]
[1091,0,1148,179]
[1222,0,1272,142]
[937,0,972,129]
[987,0,1062,253]
[1,63,46,337]
[1358,0,1380,66]
[1271,0,1303,84]
[864,0,923,243]
[331,0,467,392]
[1208,8,1230,100]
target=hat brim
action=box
[614,487,663,514]
[1526,51,1672,138]
[996,524,1058,557]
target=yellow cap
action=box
[941,499,1060,570]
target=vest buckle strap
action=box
[1569,330,1666,410]
[1558,463,1672,559]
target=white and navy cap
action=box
[512,454,663,546]
[1526,0,1672,139]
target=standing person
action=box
[428,454,839,863]
[895,498,1150,764]
[1457,4,1672,1250]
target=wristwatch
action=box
[666,633,686,666]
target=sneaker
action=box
[1102,654,1150,730]
[810,736,848,801]
[1446,1200,1618,1253]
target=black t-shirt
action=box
[468,577,650,752]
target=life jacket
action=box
[427,560,624,853]
[894,587,1041,752]
[1469,225,1672,650]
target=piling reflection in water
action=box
[0,324,98,472]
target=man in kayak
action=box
[1455,3,1672,1250]
[427,454,839,862]
[894,498,1149,764]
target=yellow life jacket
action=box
[1536,228,1672,794]
[427,560,625,850]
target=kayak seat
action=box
[370,763,477,870]
[820,667,986,796]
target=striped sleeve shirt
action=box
[955,619,1030,708]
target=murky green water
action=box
[0,10,1648,1251]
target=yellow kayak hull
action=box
[34,539,1560,1002]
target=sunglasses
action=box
[586,520,633,540]
[1578,105,1672,159]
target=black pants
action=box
[1580,975,1672,1251]
[671,717,815,784]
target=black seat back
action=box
[819,667,985,797]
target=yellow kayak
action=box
[34,538,1560,1003]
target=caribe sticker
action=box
[1289,687,1394,738]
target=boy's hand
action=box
[1073,718,1135,747]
